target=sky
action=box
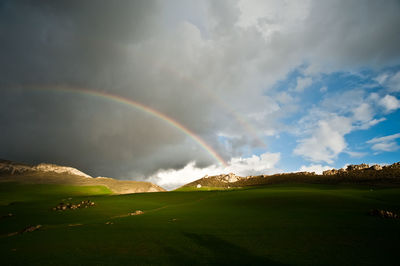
[0,0,400,190]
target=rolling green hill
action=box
[1,182,399,265]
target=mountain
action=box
[0,159,165,194]
[180,162,400,190]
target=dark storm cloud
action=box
[1,0,400,181]
[0,0,230,178]
[0,0,159,86]
[302,0,400,70]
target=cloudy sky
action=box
[1,0,400,189]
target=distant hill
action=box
[0,159,165,194]
[180,162,400,190]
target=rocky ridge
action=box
[202,173,242,183]
[322,163,389,175]
[0,160,91,177]
[34,163,91,177]
[0,159,165,194]
[182,162,400,189]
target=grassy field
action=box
[1,182,400,265]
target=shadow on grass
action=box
[164,232,283,265]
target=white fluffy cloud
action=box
[367,133,400,152]
[293,89,393,164]
[294,116,352,163]
[147,152,280,190]
[378,95,400,113]
[352,103,373,122]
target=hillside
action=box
[180,162,400,190]
[0,160,165,194]
[1,160,400,265]
[1,183,400,265]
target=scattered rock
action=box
[296,171,316,176]
[322,168,347,175]
[1,213,14,219]
[322,169,333,175]
[323,169,339,175]
[53,200,95,211]
[387,162,400,169]
[224,173,241,183]
[105,221,114,225]
[346,164,370,171]
[369,209,399,219]
[129,210,144,216]
[370,164,383,171]
[338,168,347,174]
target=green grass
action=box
[0,183,112,206]
[1,183,400,265]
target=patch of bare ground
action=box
[7,225,42,237]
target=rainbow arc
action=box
[24,85,227,166]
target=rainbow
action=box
[158,65,267,147]
[26,85,227,166]
[77,41,265,147]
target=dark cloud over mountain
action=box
[1,0,399,184]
